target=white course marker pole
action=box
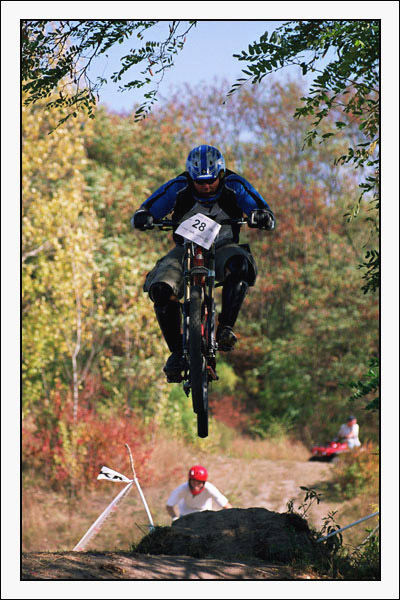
[73,481,134,551]
[73,445,155,551]
[125,443,155,532]
[316,511,379,543]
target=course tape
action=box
[316,511,379,543]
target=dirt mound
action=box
[135,507,317,563]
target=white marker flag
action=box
[73,450,155,551]
[97,465,132,483]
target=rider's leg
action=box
[150,282,182,352]
[217,255,249,350]
[150,282,185,380]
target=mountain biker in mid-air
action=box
[132,144,275,383]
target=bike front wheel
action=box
[189,285,208,438]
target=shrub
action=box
[22,394,153,493]
[331,443,379,499]
[210,394,249,432]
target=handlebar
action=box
[153,218,249,229]
[153,219,178,229]
[221,218,249,226]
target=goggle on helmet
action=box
[186,145,225,182]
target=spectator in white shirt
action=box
[336,416,361,449]
[166,465,232,522]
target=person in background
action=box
[166,465,232,522]
[336,416,361,448]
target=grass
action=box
[311,443,379,547]
[225,434,310,461]
[288,538,380,581]
[284,487,380,580]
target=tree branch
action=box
[22,240,52,262]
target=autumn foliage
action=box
[210,395,250,432]
[22,76,378,490]
[22,388,153,492]
[330,442,379,499]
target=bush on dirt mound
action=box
[135,508,318,563]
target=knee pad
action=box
[149,282,173,305]
[225,255,250,283]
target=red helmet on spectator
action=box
[188,465,208,495]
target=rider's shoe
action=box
[216,325,237,352]
[163,351,186,383]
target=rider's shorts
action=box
[143,242,257,298]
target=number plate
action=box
[175,213,221,249]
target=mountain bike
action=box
[154,215,247,438]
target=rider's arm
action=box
[223,502,233,509]
[139,175,189,219]
[224,173,276,228]
[131,176,188,229]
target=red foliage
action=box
[211,395,249,432]
[22,397,153,492]
[80,373,107,404]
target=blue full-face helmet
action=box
[186,145,225,182]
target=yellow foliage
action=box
[22,90,175,416]
[22,91,103,411]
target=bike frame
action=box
[152,217,248,437]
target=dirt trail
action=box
[150,452,347,529]
[21,451,350,580]
[22,551,319,580]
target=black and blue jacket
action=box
[139,169,275,244]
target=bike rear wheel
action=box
[189,285,208,438]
